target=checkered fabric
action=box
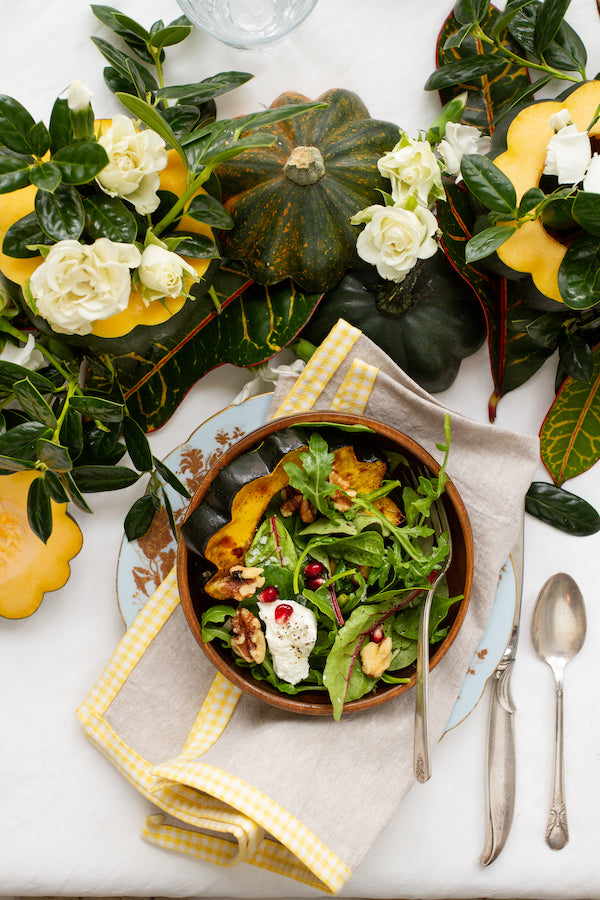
[76,319,375,895]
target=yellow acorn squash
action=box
[0,471,83,619]
[492,80,600,303]
[0,122,217,353]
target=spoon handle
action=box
[546,677,569,850]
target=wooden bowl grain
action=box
[177,410,473,716]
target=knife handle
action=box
[480,659,516,867]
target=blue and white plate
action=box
[116,392,517,731]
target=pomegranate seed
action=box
[306,576,326,590]
[274,603,293,624]
[371,625,384,643]
[258,586,279,603]
[304,561,325,577]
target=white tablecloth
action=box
[1,1,600,897]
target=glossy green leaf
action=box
[149,23,192,49]
[0,149,32,193]
[124,492,156,541]
[71,464,141,492]
[523,309,566,348]
[572,191,600,237]
[171,231,219,258]
[103,63,159,99]
[186,194,234,229]
[0,454,37,471]
[425,53,507,91]
[0,361,57,394]
[28,121,51,157]
[87,261,321,431]
[69,394,125,422]
[153,455,190,498]
[60,471,94,513]
[465,223,516,261]
[27,474,53,543]
[155,71,253,103]
[558,329,594,382]
[534,0,571,52]
[435,6,531,132]
[36,438,72,473]
[160,105,200,141]
[454,0,491,24]
[526,481,600,535]
[12,378,58,428]
[59,406,84,461]
[460,154,518,214]
[0,94,36,154]
[544,17,587,72]
[558,233,600,309]
[44,468,69,503]
[1,211,52,258]
[84,195,138,242]
[35,183,84,241]
[53,141,109,184]
[540,342,600,484]
[91,35,150,77]
[48,98,73,153]
[0,421,52,457]
[122,415,153,472]
[29,161,62,193]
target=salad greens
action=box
[201,415,460,719]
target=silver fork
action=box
[408,466,453,783]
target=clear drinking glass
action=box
[176,0,319,48]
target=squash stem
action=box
[373,262,423,316]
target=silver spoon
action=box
[531,572,586,850]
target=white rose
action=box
[544,122,591,185]
[0,334,44,370]
[378,136,445,207]
[137,245,198,304]
[438,122,491,176]
[28,238,141,336]
[583,153,600,193]
[63,79,93,113]
[96,115,168,215]
[355,204,439,282]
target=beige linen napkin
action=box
[77,319,539,895]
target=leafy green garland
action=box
[0,6,322,543]
[427,0,600,536]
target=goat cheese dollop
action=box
[258,599,318,685]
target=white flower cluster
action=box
[352,119,490,283]
[543,108,600,191]
[26,97,199,337]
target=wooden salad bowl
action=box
[177,411,474,716]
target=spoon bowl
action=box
[531,572,586,850]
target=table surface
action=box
[2,1,600,897]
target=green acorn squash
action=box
[488,80,600,304]
[300,252,486,393]
[215,89,400,291]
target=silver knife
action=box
[479,508,525,866]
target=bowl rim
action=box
[177,409,474,716]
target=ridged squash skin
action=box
[491,80,600,303]
[301,253,486,393]
[0,131,218,354]
[216,89,401,291]
[0,470,83,619]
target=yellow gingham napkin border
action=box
[77,319,379,895]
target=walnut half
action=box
[230,606,266,664]
[360,636,393,678]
